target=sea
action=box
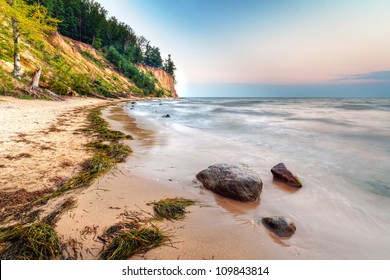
[124,98,390,259]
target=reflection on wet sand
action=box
[213,194,260,215]
[106,105,159,147]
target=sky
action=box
[96,0,390,97]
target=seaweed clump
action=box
[149,197,196,220]
[0,223,61,260]
[99,227,166,260]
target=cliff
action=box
[137,65,178,98]
[0,30,177,98]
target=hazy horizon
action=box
[96,0,390,97]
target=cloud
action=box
[335,70,390,81]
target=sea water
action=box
[125,98,390,259]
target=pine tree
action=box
[163,54,176,80]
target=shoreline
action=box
[5,97,386,259]
[53,102,303,260]
[0,97,306,259]
[0,96,164,259]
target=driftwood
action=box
[16,87,66,101]
[45,89,66,101]
[89,92,108,100]
[29,67,41,91]
[15,67,66,101]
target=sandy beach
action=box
[0,96,301,259]
[0,96,108,193]
[2,97,389,260]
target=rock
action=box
[131,101,137,104]
[271,163,302,187]
[162,114,171,118]
[196,163,262,202]
[261,216,296,237]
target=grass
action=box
[99,228,166,260]
[149,197,196,220]
[0,223,61,260]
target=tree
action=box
[2,0,58,79]
[144,43,162,68]
[163,54,176,80]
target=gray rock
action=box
[271,163,302,188]
[261,216,296,237]
[196,163,262,202]
[162,114,171,118]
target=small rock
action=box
[271,163,302,188]
[131,101,137,104]
[162,114,171,118]
[196,163,262,202]
[261,216,296,237]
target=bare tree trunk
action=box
[30,67,41,90]
[8,0,21,80]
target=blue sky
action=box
[96,0,390,97]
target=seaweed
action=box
[0,223,61,260]
[34,107,133,201]
[41,198,77,226]
[149,197,196,220]
[0,106,134,259]
[99,228,166,260]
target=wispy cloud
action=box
[335,70,390,81]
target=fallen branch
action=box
[89,92,108,100]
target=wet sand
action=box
[56,104,304,259]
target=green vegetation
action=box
[99,228,166,260]
[163,54,177,80]
[1,0,59,79]
[0,223,61,260]
[1,0,176,98]
[79,50,104,68]
[0,69,14,95]
[104,45,165,96]
[25,0,176,83]
[149,197,196,220]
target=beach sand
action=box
[0,96,107,193]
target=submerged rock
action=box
[162,114,171,118]
[196,163,262,202]
[271,163,302,188]
[261,216,296,237]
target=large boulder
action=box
[261,216,296,237]
[196,163,262,202]
[271,163,302,188]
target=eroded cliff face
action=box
[137,65,177,98]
